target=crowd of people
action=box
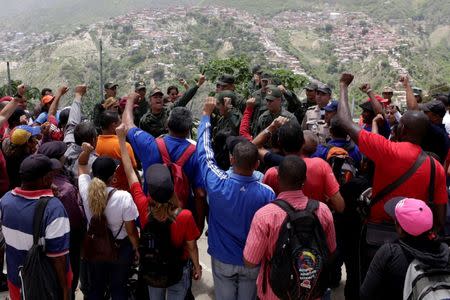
[0,66,449,300]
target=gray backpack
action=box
[403,258,450,300]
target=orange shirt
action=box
[95,135,137,191]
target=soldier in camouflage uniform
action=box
[247,64,263,95]
[254,85,297,137]
[139,75,206,137]
[250,72,272,136]
[134,81,148,126]
[213,90,242,138]
[216,74,246,113]
[301,83,333,144]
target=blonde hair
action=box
[149,194,181,222]
[88,177,108,216]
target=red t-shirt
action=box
[263,157,340,202]
[358,130,448,223]
[130,182,200,259]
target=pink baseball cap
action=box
[384,197,433,236]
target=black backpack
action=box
[265,199,330,300]
[19,197,62,300]
[81,189,123,262]
[138,209,184,288]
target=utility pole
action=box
[6,62,12,96]
[99,39,103,99]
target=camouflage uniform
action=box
[139,85,199,137]
[250,87,269,136]
[301,105,330,144]
[255,108,296,137]
[213,108,242,138]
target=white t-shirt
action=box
[78,174,138,239]
[443,111,450,135]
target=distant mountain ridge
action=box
[2,0,449,33]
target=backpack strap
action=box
[176,143,196,167]
[156,137,171,165]
[32,197,52,245]
[428,155,436,207]
[273,199,319,220]
[370,151,427,209]
[156,137,196,167]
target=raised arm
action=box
[196,97,228,186]
[371,114,384,135]
[252,116,289,148]
[360,83,383,115]
[0,98,21,127]
[174,74,206,108]
[179,78,190,91]
[49,86,69,118]
[78,142,94,175]
[123,92,140,133]
[117,124,139,187]
[64,85,86,144]
[400,75,419,111]
[337,73,361,144]
[239,98,255,141]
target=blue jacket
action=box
[312,139,362,168]
[197,115,275,266]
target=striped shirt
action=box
[0,188,71,293]
[244,190,336,300]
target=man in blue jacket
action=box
[197,97,275,300]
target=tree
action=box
[271,69,308,92]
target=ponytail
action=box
[149,194,181,222]
[88,177,108,216]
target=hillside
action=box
[2,0,450,33]
[2,4,450,118]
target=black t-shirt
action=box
[422,123,450,163]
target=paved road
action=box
[0,230,346,300]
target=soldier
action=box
[247,64,263,95]
[93,82,119,132]
[250,72,272,135]
[139,75,206,137]
[382,86,394,106]
[134,81,148,126]
[212,91,242,138]
[254,85,296,138]
[302,83,333,144]
[303,82,318,108]
[216,74,246,113]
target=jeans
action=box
[211,257,259,300]
[81,238,134,300]
[147,262,191,300]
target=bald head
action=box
[302,130,319,157]
[398,110,430,144]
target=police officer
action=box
[254,85,296,137]
[213,90,242,138]
[302,83,333,144]
[216,74,246,113]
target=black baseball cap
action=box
[217,74,235,85]
[420,100,446,118]
[104,82,118,90]
[145,164,174,204]
[37,141,67,159]
[304,82,318,91]
[261,72,272,81]
[359,101,374,112]
[19,154,61,182]
[316,84,332,95]
[92,157,118,182]
[135,81,146,91]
